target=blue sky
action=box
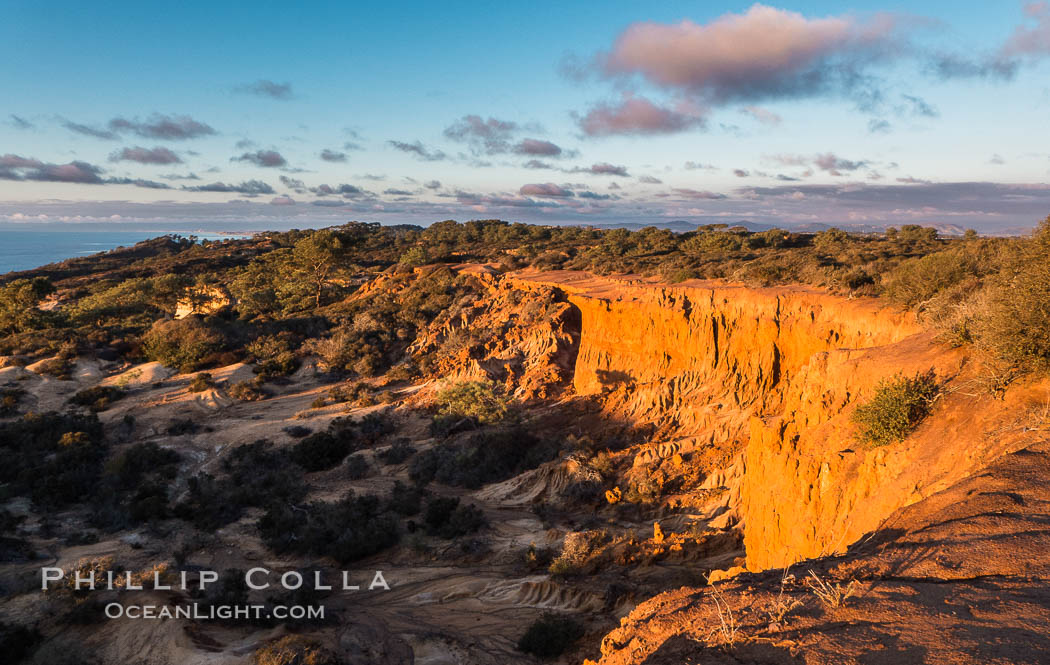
[2,1,1049,232]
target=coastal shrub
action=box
[229,380,267,401]
[246,333,298,377]
[0,387,25,416]
[188,372,214,393]
[258,491,400,562]
[516,612,584,659]
[377,439,415,465]
[431,380,508,433]
[175,441,305,529]
[253,635,340,665]
[852,372,939,447]
[141,316,224,372]
[385,481,424,516]
[0,411,107,508]
[409,426,559,489]
[883,250,979,309]
[0,277,56,335]
[291,431,354,471]
[973,218,1050,368]
[423,496,486,538]
[69,386,126,412]
[345,454,371,479]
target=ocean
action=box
[0,228,243,274]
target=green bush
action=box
[175,441,305,529]
[423,496,486,538]
[291,431,355,472]
[409,426,559,488]
[0,412,107,508]
[188,372,214,393]
[258,491,400,562]
[141,316,225,372]
[974,218,1050,367]
[432,380,507,431]
[852,372,939,447]
[883,250,978,309]
[345,454,371,479]
[516,612,584,659]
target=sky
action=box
[2,0,1050,233]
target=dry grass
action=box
[806,570,857,609]
[707,583,741,648]
[764,567,805,628]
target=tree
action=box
[293,229,346,308]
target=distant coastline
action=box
[0,227,251,274]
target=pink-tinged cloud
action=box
[672,188,727,200]
[110,146,182,164]
[514,139,563,156]
[580,162,630,177]
[597,5,900,104]
[0,154,44,169]
[519,182,574,197]
[1003,2,1050,55]
[814,152,869,174]
[740,106,782,125]
[270,196,296,206]
[578,96,706,136]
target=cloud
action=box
[105,177,172,189]
[578,190,614,200]
[671,188,728,199]
[185,180,275,195]
[388,140,447,161]
[577,95,706,136]
[444,115,518,154]
[684,161,716,170]
[734,169,750,177]
[270,195,296,205]
[320,149,347,162]
[989,153,1006,165]
[520,183,574,198]
[569,162,630,177]
[424,180,442,189]
[594,5,903,107]
[514,139,564,156]
[279,175,307,193]
[900,94,938,117]
[109,146,182,165]
[767,153,810,167]
[740,105,782,125]
[738,181,1050,226]
[108,114,216,140]
[814,152,869,174]
[868,118,892,133]
[235,80,294,100]
[638,175,663,184]
[235,138,257,149]
[931,54,1019,80]
[8,115,33,130]
[1003,1,1050,56]
[63,120,118,140]
[384,188,414,196]
[0,154,105,183]
[523,159,554,169]
[311,183,376,200]
[232,150,287,168]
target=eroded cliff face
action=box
[504,270,1043,573]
